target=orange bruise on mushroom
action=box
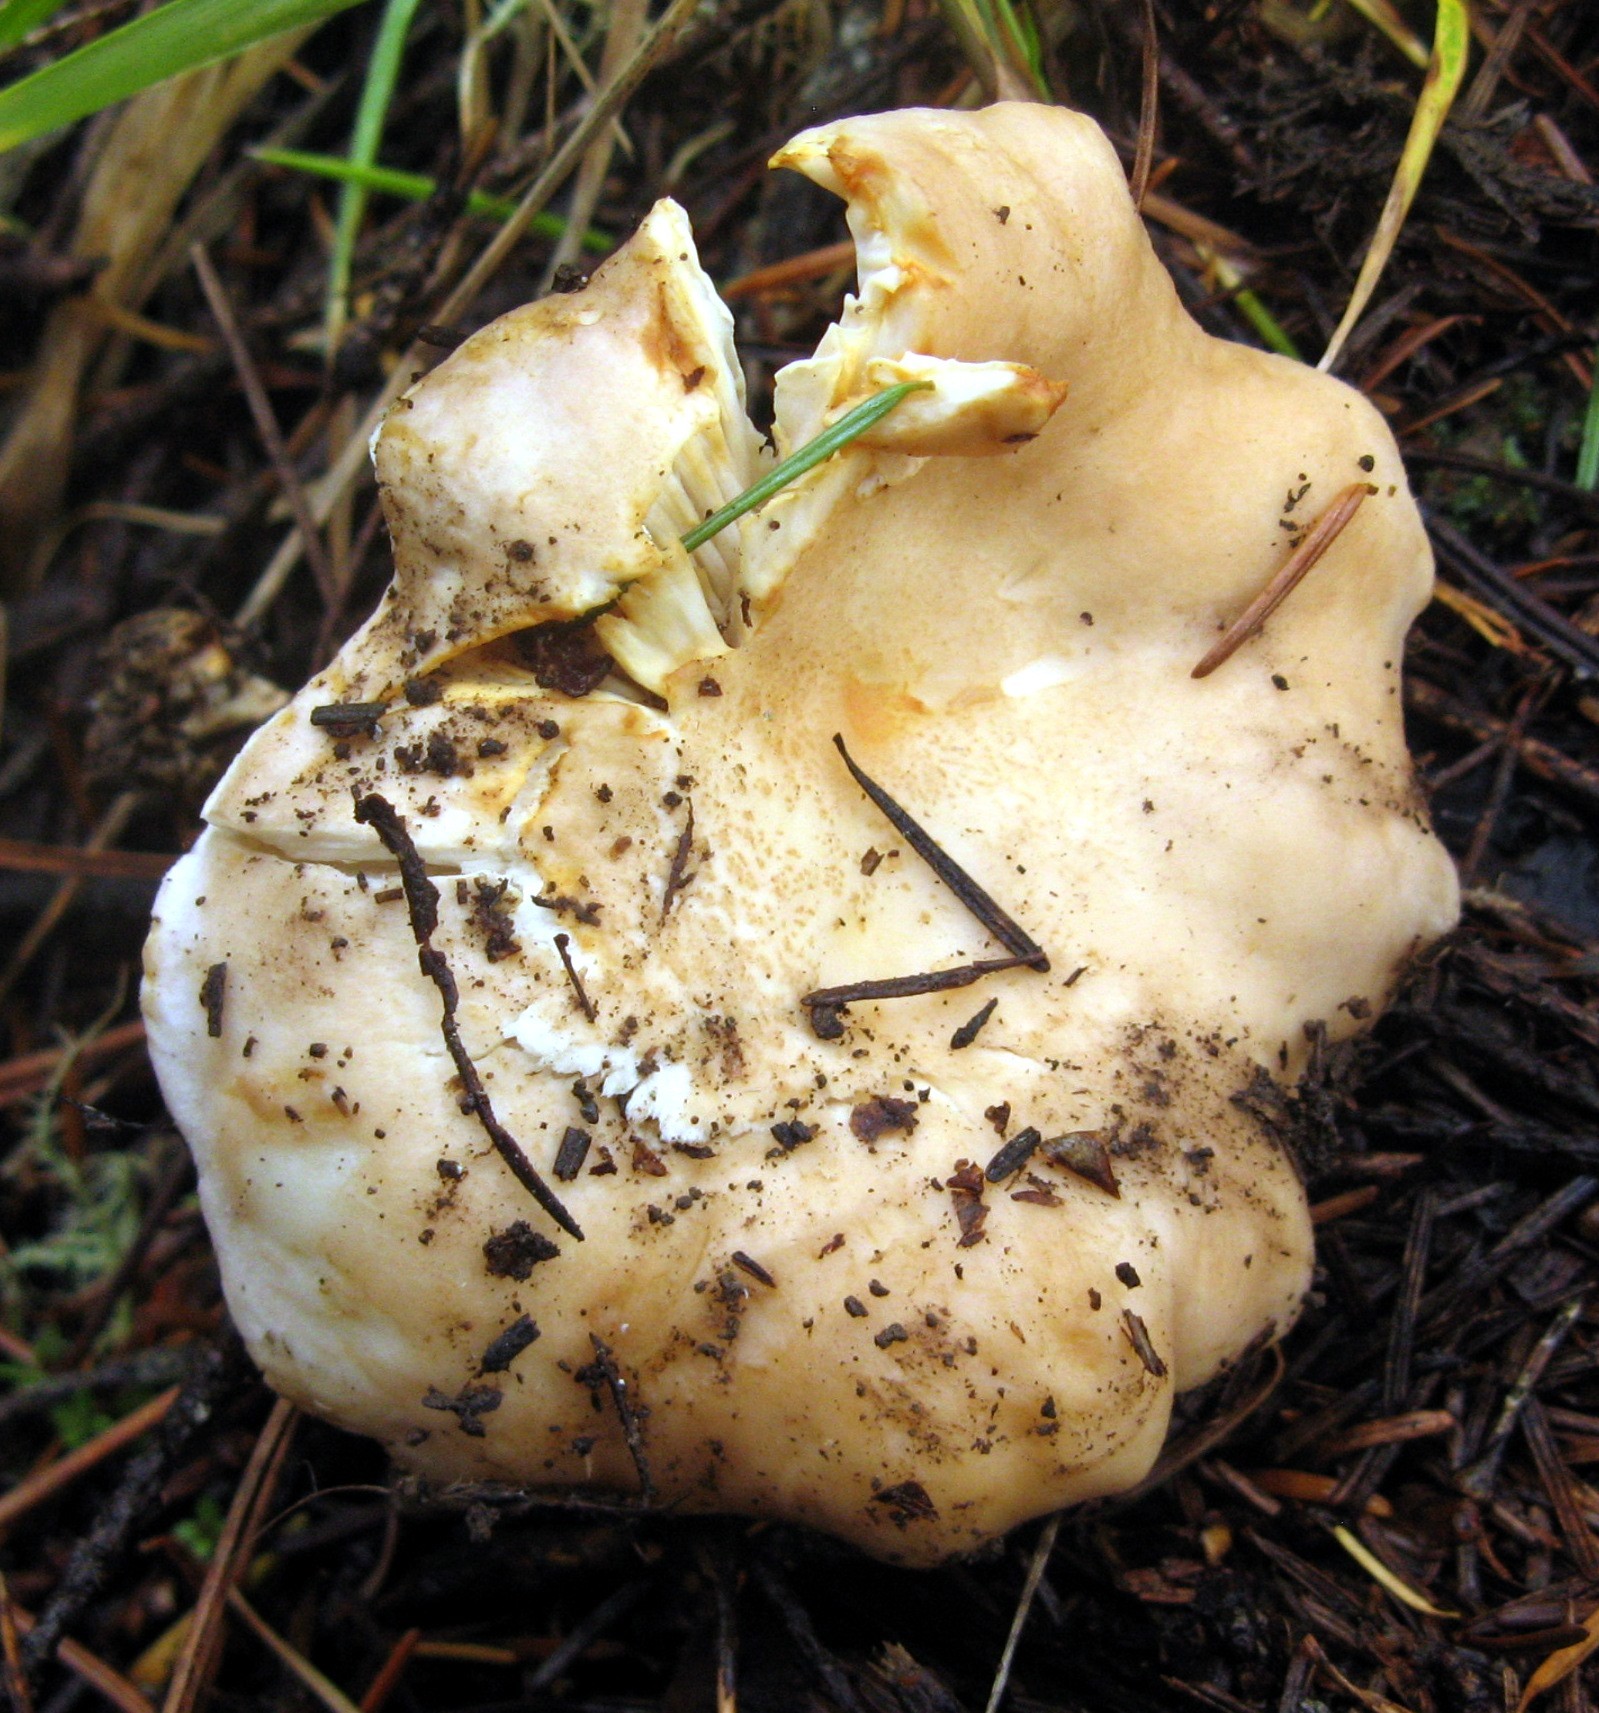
[143,104,1458,1565]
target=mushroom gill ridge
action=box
[142,102,1457,1565]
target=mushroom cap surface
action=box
[143,103,1458,1564]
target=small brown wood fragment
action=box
[1309,1185,1380,1224]
[553,933,596,1022]
[850,1096,919,1142]
[731,1250,775,1287]
[199,961,227,1038]
[985,1127,1040,1182]
[869,1480,938,1521]
[1042,1131,1120,1197]
[631,1137,668,1177]
[310,700,388,732]
[581,1335,655,1504]
[1122,1309,1168,1378]
[553,1126,591,1181]
[948,1160,988,1247]
[661,798,696,919]
[479,1315,540,1374]
[951,997,998,1049]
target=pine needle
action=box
[680,382,930,553]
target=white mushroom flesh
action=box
[143,105,1458,1565]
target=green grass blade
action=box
[1318,0,1469,372]
[681,383,930,553]
[1234,285,1303,360]
[0,0,369,156]
[931,0,1043,101]
[987,0,1048,97]
[1577,361,1599,492]
[0,0,71,57]
[326,0,422,346]
[252,145,612,252]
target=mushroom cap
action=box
[143,103,1457,1565]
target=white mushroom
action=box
[142,103,1458,1565]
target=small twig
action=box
[1191,483,1373,679]
[1406,447,1599,522]
[0,836,170,880]
[831,736,1048,970]
[751,1564,867,1713]
[1459,1293,1587,1500]
[1385,1187,1435,1414]
[353,793,581,1241]
[0,1346,190,1432]
[0,1387,179,1535]
[357,1628,420,1713]
[951,996,999,1049]
[1428,512,1599,679]
[660,798,695,920]
[18,1344,236,1683]
[0,791,141,1005]
[1522,1398,1599,1582]
[525,1581,650,1694]
[711,1543,738,1713]
[0,1573,34,1713]
[1322,1408,1457,1458]
[1112,1347,1284,1505]
[162,1397,300,1713]
[586,1335,655,1505]
[722,239,855,299]
[0,1019,146,1108]
[190,243,336,608]
[1406,676,1599,812]
[983,1515,1061,1713]
[313,493,388,669]
[801,955,1036,1010]
[553,932,596,1022]
[1461,685,1534,886]
[8,1603,151,1713]
[226,1589,363,1713]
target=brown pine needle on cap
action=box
[1191,482,1375,679]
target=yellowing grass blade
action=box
[1318,0,1469,373]
[1343,0,1430,70]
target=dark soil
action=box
[3,3,1599,1711]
